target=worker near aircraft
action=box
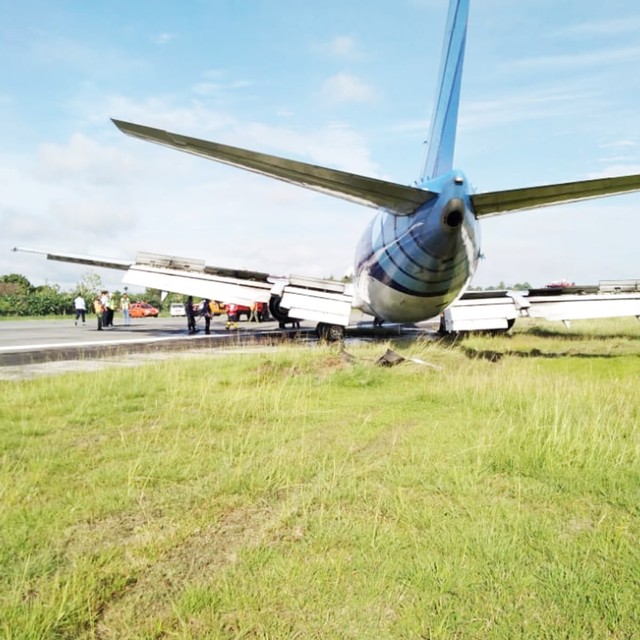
[225,303,239,331]
[185,296,196,334]
[202,299,212,334]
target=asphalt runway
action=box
[0,315,303,364]
[0,314,438,380]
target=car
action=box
[236,304,251,320]
[129,301,159,318]
[169,302,186,317]
[236,302,269,321]
[210,300,225,316]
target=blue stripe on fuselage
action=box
[354,171,479,301]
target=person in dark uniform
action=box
[185,296,196,334]
[202,299,212,334]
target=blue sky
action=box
[2,0,640,292]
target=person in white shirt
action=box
[74,295,86,326]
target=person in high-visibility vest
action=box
[225,303,239,330]
[93,296,104,331]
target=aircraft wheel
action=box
[316,322,345,342]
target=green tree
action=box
[75,272,105,301]
[143,288,167,311]
[0,274,33,315]
[0,294,28,316]
[0,273,32,293]
[27,284,73,316]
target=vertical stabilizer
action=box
[420,0,469,182]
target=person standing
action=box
[100,291,109,328]
[225,303,239,331]
[185,296,196,334]
[106,292,116,327]
[202,299,212,334]
[93,296,104,331]
[74,294,86,326]
[121,293,131,326]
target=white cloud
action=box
[96,95,238,136]
[460,85,595,132]
[587,163,640,179]
[192,82,222,96]
[315,36,357,58]
[554,16,640,38]
[37,133,135,185]
[475,198,640,288]
[236,120,379,176]
[29,34,146,78]
[192,79,250,96]
[99,96,379,175]
[601,139,638,149]
[152,32,175,45]
[1,100,377,289]
[504,46,640,73]
[320,73,376,104]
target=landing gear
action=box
[269,295,290,324]
[316,322,345,342]
[269,295,301,329]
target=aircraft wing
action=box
[12,247,132,271]
[441,283,640,333]
[11,247,272,281]
[472,174,640,218]
[13,248,355,327]
[112,119,436,215]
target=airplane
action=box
[15,0,640,340]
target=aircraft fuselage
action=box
[353,171,480,322]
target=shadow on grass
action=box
[457,346,640,363]
[526,326,640,342]
[385,333,640,364]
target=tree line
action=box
[467,281,532,292]
[0,272,184,317]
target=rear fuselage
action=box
[353,170,480,322]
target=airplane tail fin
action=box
[420,0,469,183]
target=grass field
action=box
[1,318,639,639]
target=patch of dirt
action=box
[92,504,275,638]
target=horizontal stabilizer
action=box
[112,119,436,215]
[472,173,640,217]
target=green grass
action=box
[1,318,639,638]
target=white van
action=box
[169,302,186,317]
